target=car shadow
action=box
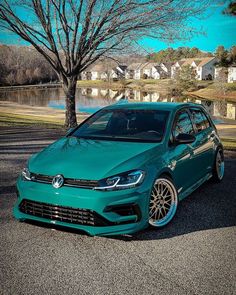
[131,170,236,241]
[108,160,236,241]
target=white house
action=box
[125,62,168,79]
[171,57,217,80]
[142,63,158,79]
[171,60,186,79]
[153,62,173,79]
[82,62,118,81]
[228,65,236,83]
[81,63,104,80]
[110,65,127,79]
[125,63,144,79]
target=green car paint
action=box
[13,102,223,236]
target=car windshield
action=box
[71,108,169,142]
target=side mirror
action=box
[66,127,76,136]
[175,133,195,144]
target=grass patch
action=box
[222,137,236,151]
[0,112,64,128]
[77,79,172,91]
[226,83,236,91]
[0,112,88,128]
[130,79,170,85]
[189,87,236,101]
[207,82,236,91]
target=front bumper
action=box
[13,177,151,236]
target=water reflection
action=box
[0,86,235,120]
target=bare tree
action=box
[0,0,210,127]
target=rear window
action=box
[190,109,210,133]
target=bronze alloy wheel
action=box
[149,177,178,227]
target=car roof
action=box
[104,102,202,112]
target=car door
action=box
[167,109,196,192]
[189,107,215,179]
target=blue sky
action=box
[0,2,235,53]
[140,3,236,53]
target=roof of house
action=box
[178,57,216,68]
[86,60,117,72]
[86,63,106,72]
[127,62,157,70]
[117,65,127,71]
[154,65,166,73]
[160,62,174,70]
[126,63,144,70]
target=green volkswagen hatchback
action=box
[14,102,224,236]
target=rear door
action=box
[189,107,215,179]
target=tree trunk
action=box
[63,76,78,128]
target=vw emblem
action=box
[52,174,64,189]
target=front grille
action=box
[30,173,98,189]
[31,173,53,183]
[19,199,112,226]
[64,179,98,188]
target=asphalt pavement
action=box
[0,126,236,295]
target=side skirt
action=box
[178,173,212,201]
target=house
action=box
[82,61,117,81]
[81,63,105,80]
[125,62,165,79]
[171,60,186,79]
[228,65,236,83]
[110,65,127,80]
[171,57,217,80]
[153,62,173,79]
[125,63,144,79]
[142,63,158,79]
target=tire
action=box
[212,148,224,182]
[149,176,178,227]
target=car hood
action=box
[29,136,162,180]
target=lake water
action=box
[0,86,236,121]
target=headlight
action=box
[22,168,31,181]
[95,170,145,191]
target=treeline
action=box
[215,45,236,66]
[0,45,58,86]
[148,47,213,63]
[148,45,236,66]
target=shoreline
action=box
[0,83,61,91]
[188,90,236,102]
[1,80,236,102]
[0,79,171,93]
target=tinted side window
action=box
[190,109,210,133]
[173,111,194,137]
